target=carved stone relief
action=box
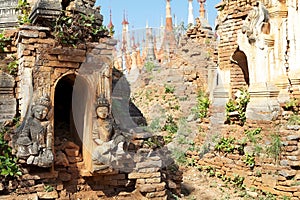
[91,93,130,172]
[0,0,18,29]
[0,71,16,124]
[29,0,62,25]
[14,95,54,167]
[242,2,270,44]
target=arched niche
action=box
[53,72,92,164]
[231,48,250,86]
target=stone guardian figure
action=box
[15,95,54,167]
[91,94,129,171]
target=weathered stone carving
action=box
[15,95,54,167]
[242,2,270,43]
[29,0,62,25]
[92,94,113,143]
[0,0,18,29]
[92,94,129,171]
[0,71,16,125]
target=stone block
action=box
[257,185,276,195]
[44,54,57,61]
[58,55,86,63]
[277,176,287,181]
[136,160,162,169]
[288,160,300,166]
[48,48,86,56]
[262,174,277,187]
[65,148,79,157]
[18,180,35,188]
[22,56,35,63]
[19,30,39,38]
[273,189,293,197]
[275,186,298,192]
[68,156,82,163]
[285,146,298,152]
[227,154,240,160]
[22,172,58,180]
[286,141,299,146]
[151,197,167,200]
[38,31,47,38]
[136,179,146,184]
[37,190,58,199]
[21,50,31,56]
[56,184,64,191]
[38,38,56,45]
[137,184,156,193]
[24,61,36,67]
[128,172,161,179]
[74,191,98,199]
[45,60,80,68]
[280,160,289,166]
[99,49,112,55]
[279,169,297,178]
[55,151,69,167]
[287,135,300,141]
[145,190,166,198]
[294,173,300,180]
[0,182,4,191]
[145,177,161,183]
[287,156,300,161]
[294,192,300,197]
[277,180,295,186]
[155,182,166,191]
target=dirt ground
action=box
[178,167,261,200]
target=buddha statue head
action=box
[96,94,109,119]
[32,95,51,120]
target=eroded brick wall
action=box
[216,0,256,94]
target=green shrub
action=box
[284,98,298,110]
[287,114,300,126]
[144,61,155,72]
[144,136,163,149]
[44,185,54,192]
[54,12,108,46]
[225,89,250,125]
[243,153,255,167]
[231,174,245,188]
[162,115,178,144]
[0,32,10,52]
[200,165,216,177]
[0,127,22,179]
[164,85,175,94]
[197,90,210,119]
[171,148,187,165]
[148,118,161,132]
[17,0,31,25]
[266,133,282,162]
[245,128,261,143]
[215,137,235,153]
[162,115,178,134]
[7,59,18,76]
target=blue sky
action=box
[96,0,219,35]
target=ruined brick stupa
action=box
[0,0,182,198]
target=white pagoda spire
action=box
[188,0,194,25]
